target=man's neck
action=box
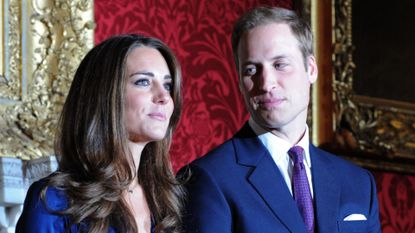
[248,117,307,145]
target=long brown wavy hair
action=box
[43,34,184,233]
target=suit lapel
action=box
[249,156,307,233]
[310,145,340,233]
[234,123,306,233]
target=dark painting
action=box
[352,0,415,104]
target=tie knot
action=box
[288,146,305,164]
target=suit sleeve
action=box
[15,181,68,233]
[180,164,233,233]
[367,171,381,233]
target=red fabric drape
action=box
[94,0,291,170]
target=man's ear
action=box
[307,55,318,83]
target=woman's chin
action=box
[128,134,166,144]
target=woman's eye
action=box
[164,82,173,92]
[134,78,150,86]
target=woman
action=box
[16,34,184,233]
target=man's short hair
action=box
[231,6,313,69]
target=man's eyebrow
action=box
[270,55,288,60]
[240,55,288,66]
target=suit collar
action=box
[248,154,308,233]
[233,122,307,232]
[233,122,265,166]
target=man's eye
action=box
[274,63,288,69]
[134,78,150,86]
[244,66,256,76]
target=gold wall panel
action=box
[309,0,415,173]
[0,0,94,160]
[331,0,415,173]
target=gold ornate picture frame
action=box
[0,0,94,160]
[308,0,415,174]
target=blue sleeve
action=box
[16,180,69,233]
[180,165,232,233]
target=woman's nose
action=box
[153,85,171,104]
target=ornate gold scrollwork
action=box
[0,0,94,160]
[332,0,415,172]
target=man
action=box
[180,6,381,233]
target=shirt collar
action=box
[248,117,311,168]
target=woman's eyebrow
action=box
[129,71,154,78]
[129,72,172,80]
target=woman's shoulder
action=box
[27,176,69,210]
[15,176,71,233]
[16,176,117,233]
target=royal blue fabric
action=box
[16,177,155,233]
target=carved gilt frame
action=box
[309,0,415,173]
[0,0,94,160]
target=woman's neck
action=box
[125,141,152,232]
[127,141,146,170]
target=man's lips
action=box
[256,98,285,109]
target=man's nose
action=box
[257,67,277,92]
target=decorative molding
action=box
[330,0,415,173]
[0,0,94,160]
[0,158,24,205]
[0,156,57,233]
[25,156,58,185]
[309,0,334,146]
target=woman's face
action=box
[124,46,174,143]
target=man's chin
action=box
[255,117,285,129]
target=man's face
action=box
[237,23,317,133]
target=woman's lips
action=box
[148,112,167,121]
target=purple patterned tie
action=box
[288,146,314,233]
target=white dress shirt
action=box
[248,118,314,198]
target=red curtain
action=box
[94,1,415,232]
[94,0,292,170]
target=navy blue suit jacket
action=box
[181,123,381,233]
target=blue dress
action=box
[16,178,155,233]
